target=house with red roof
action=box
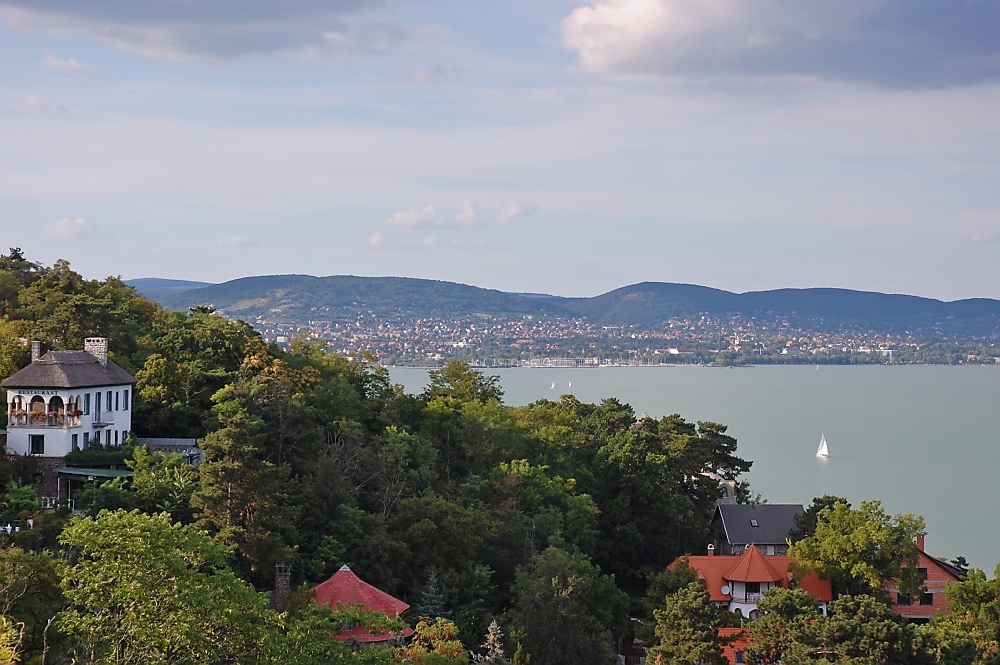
[719,628,752,665]
[314,565,414,643]
[887,534,964,623]
[678,545,833,618]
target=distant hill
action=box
[145,275,572,320]
[126,278,215,304]
[131,274,1000,338]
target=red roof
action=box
[679,550,832,603]
[719,628,752,665]
[724,546,784,583]
[314,565,413,643]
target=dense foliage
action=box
[0,251,753,664]
[3,250,999,664]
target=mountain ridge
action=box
[126,274,1000,338]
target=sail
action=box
[816,433,829,458]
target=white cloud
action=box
[419,234,437,247]
[497,200,538,226]
[38,53,92,73]
[45,217,94,239]
[362,231,390,248]
[561,0,1000,87]
[455,200,479,227]
[21,95,50,112]
[385,205,445,228]
[970,230,1000,244]
[0,2,435,62]
[216,235,257,247]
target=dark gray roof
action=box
[716,504,804,546]
[1,351,136,389]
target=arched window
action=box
[29,396,46,425]
[48,396,65,426]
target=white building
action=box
[2,338,136,458]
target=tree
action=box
[424,361,503,404]
[788,495,850,543]
[396,617,468,664]
[472,621,509,665]
[788,500,925,598]
[191,389,295,587]
[509,546,627,665]
[128,446,199,523]
[813,594,924,665]
[419,570,447,618]
[0,616,21,665]
[57,510,280,665]
[942,564,1000,665]
[0,547,64,663]
[646,581,732,665]
[746,588,821,664]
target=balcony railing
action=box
[8,413,82,428]
[743,592,765,603]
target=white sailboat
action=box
[550,382,556,389]
[568,381,572,388]
[816,433,830,458]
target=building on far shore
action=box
[2,338,136,496]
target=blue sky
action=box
[2,0,1000,299]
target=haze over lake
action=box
[390,365,1000,572]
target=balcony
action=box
[8,412,82,428]
[743,592,766,603]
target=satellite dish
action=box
[721,585,731,596]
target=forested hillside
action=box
[0,250,751,663]
[139,274,1000,337]
[3,250,999,665]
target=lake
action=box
[389,365,1000,572]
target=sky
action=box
[2,0,1000,300]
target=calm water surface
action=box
[390,365,1000,572]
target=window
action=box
[105,430,111,446]
[115,391,120,411]
[83,432,90,448]
[746,582,761,594]
[84,393,91,415]
[750,519,759,527]
[106,391,112,413]
[920,593,934,606]
[918,568,928,581]
[123,389,129,410]
[29,435,44,455]
[897,592,911,606]
[735,651,745,664]
[72,434,79,451]
[114,430,119,446]
[95,391,101,414]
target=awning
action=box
[56,467,133,481]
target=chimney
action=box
[707,544,715,557]
[271,562,291,608]
[84,337,108,367]
[916,534,925,551]
[31,341,41,363]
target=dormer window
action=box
[750,519,759,527]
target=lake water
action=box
[389,365,1000,572]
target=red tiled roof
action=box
[719,628,752,665]
[724,546,784,583]
[679,551,833,603]
[314,565,413,643]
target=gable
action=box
[716,504,804,546]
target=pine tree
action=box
[418,569,447,618]
[472,620,509,664]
